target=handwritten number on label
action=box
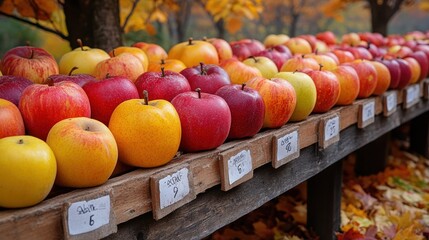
[159,168,190,209]
[324,116,339,142]
[173,186,178,198]
[89,215,95,226]
[227,150,252,185]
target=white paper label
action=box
[228,149,252,184]
[406,84,420,104]
[276,130,298,161]
[362,101,375,123]
[68,195,110,235]
[159,168,190,210]
[386,92,397,112]
[324,116,340,141]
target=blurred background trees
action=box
[0,0,428,58]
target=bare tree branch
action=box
[0,11,68,40]
[121,0,141,32]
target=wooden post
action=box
[355,132,390,176]
[409,112,429,158]
[307,160,343,240]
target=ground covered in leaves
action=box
[208,140,429,240]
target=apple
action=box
[171,88,231,152]
[306,52,338,70]
[273,71,316,121]
[406,51,429,80]
[314,40,330,53]
[59,39,110,77]
[0,70,2,76]
[132,42,168,71]
[246,76,296,128]
[82,75,139,126]
[305,67,340,113]
[49,66,96,87]
[331,49,355,64]
[341,33,361,46]
[134,67,191,102]
[0,75,33,106]
[148,58,187,73]
[343,60,378,98]
[388,45,413,58]
[109,46,149,72]
[280,55,320,72]
[243,56,278,79]
[1,46,59,84]
[19,80,91,140]
[263,34,290,47]
[297,35,318,51]
[46,117,118,187]
[168,38,219,67]
[254,47,292,71]
[316,31,337,45]
[180,62,231,94]
[395,58,412,89]
[94,52,144,82]
[377,58,401,89]
[404,56,421,84]
[109,91,181,167]
[215,84,265,139]
[413,45,429,63]
[0,135,56,208]
[204,37,233,62]
[343,46,373,60]
[368,61,391,95]
[330,65,360,105]
[0,99,25,138]
[230,39,265,61]
[285,37,312,54]
[220,58,262,85]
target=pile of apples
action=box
[1,30,428,208]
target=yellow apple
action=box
[94,52,144,82]
[46,117,118,188]
[274,71,317,121]
[108,92,181,168]
[59,39,110,76]
[263,34,290,47]
[148,58,187,73]
[168,38,219,67]
[243,56,278,79]
[0,135,56,208]
[109,46,149,72]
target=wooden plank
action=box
[219,144,253,191]
[307,160,343,240]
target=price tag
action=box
[358,99,375,128]
[272,126,299,169]
[404,84,420,109]
[423,79,429,100]
[219,144,253,191]
[383,91,397,117]
[150,164,196,220]
[318,113,340,149]
[63,191,116,240]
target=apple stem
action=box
[28,49,34,59]
[241,83,246,90]
[47,77,54,86]
[26,41,30,46]
[105,73,111,79]
[188,37,194,45]
[202,36,207,41]
[143,90,149,105]
[161,59,165,65]
[112,49,116,57]
[161,67,165,77]
[251,56,258,63]
[200,62,207,75]
[314,49,319,55]
[319,64,323,71]
[85,126,90,131]
[195,88,201,99]
[77,38,85,51]
[17,139,24,144]
[68,66,79,76]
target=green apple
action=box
[274,71,317,121]
[243,56,278,79]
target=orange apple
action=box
[368,61,391,95]
[132,42,168,71]
[168,38,219,67]
[220,58,262,84]
[246,76,296,128]
[242,56,278,78]
[109,46,149,72]
[341,33,361,46]
[305,67,340,113]
[344,60,378,98]
[204,37,233,63]
[94,53,144,82]
[404,57,421,84]
[59,39,110,77]
[46,117,118,188]
[0,99,25,138]
[306,53,338,71]
[280,55,320,72]
[285,37,312,54]
[331,65,360,105]
[108,92,181,168]
[148,58,187,73]
[331,49,355,64]
[263,34,290,47]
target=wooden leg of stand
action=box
[355,132,390,176]
[409,112,429,158]
[307,160,343,240]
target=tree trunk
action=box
[215,19,225,39]
[368,0,405,36]
[175,0,193,42]
[63,0,122,51]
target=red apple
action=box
[0,99,25,138]
[406,51,429,80]
[395,58,412,89]
[404,56,421,84]
[0,76,33,106]
[49,66,96,87]
[94,52,145,82]
[305,67,340,113]
[255,47,292,71]
[204,37,233,63]
[377,58,401,89]
[132,42,168,71]
[280,55,320,72]
[220,58,262,85]
[343,60,378,98]
[230,39,265,61]
[1,46,59,84]
[134,68,191,102]
[19,80,91,140]
[331,49,355,64]
[331,65,360,105]
[82,75,139,126]
[180,63,231,94]
[171,89,231,152]
[246,76,297,128]
[316,31,337,46]
[215,84,265,139]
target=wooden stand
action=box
[355,132,390,176]
[409,112,429,158]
